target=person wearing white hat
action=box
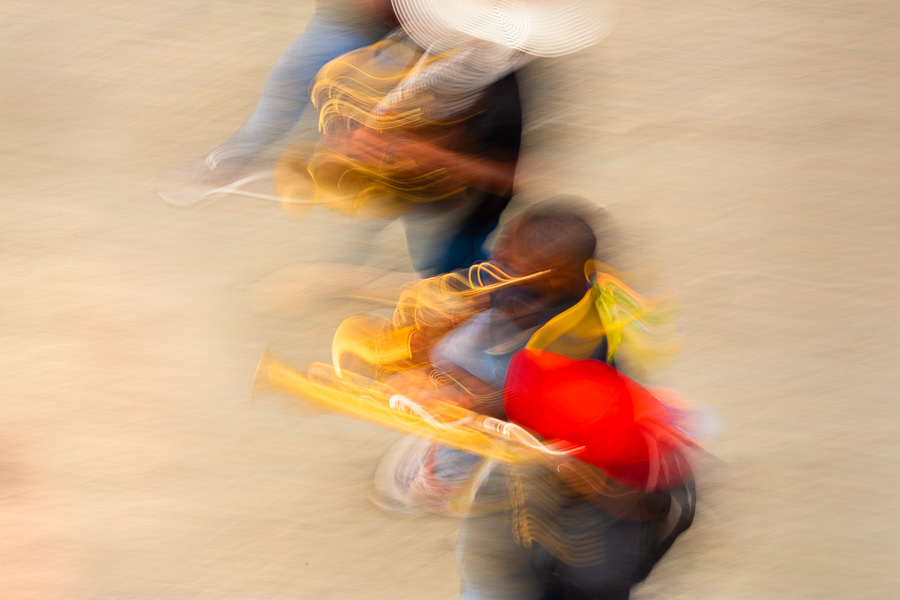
[283,0,621,273]
[274,25,527,275]
[370,0,621,122]
[393,0,620,58]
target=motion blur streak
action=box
[3,0,898,598]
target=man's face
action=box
[489,229,559,322]
[490,228,549,280]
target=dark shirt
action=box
[438,73,523,272]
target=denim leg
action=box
[431,446,481,485]
[437,226,494,274]
[220,12,373,157]
[457,507,545,600]
[399,198,477,276]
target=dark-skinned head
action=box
[490,205,598,324]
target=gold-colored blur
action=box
[253,351,577,465]
[274,37,472,218]
[5,0,897,597]
[528,260,681,367]
[256,260,678,467]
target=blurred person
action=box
[275,26,524,275]
[457,348,697,600]
[269,0,620,274]
[162,0,619,276]
[429,205,606,405]
[372,203,614,513]
[251,199,696,596]
[157,0,397,207]
[330,203,695,595]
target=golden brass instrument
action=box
[273,37,475,219]
[252,351,582,465]
[250,261,680,468]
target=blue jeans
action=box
[220,11,384,158]
[399,197,483,275]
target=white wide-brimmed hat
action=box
[392,0,621,57]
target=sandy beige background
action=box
[1,1,898,598]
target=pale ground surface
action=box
[2,1,898,598]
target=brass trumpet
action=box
[252,351,582,465]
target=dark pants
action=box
[435,194,510,274]
[459,472,696,600]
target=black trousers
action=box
[459,474,696,600]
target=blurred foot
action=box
[371,436,487,517]
[156,144,257,207]
[372,437,459,517]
